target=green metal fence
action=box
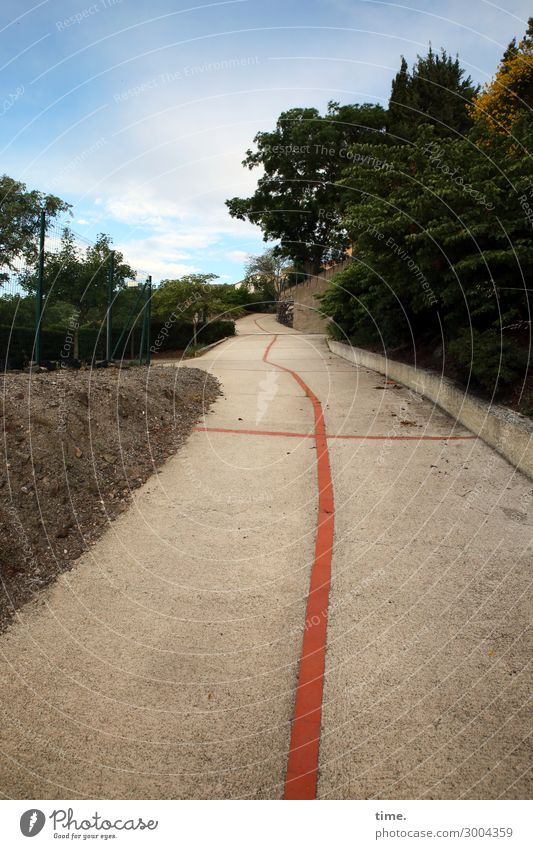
[0,211,151,369]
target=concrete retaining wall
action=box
[280,259,352,333]
[328,340,533,479]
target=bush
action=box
[320,117,533,402]
[199,319,235,345]
[0,325,112,363]
[0,316,236,366]
[150,319,235,353]
[448,328,529,392]
[1,323,145,364]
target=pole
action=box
[145,275,152,366]
[106,250,114,362]
[35,208,45,366]
[138,281,147,365]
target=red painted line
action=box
[195,426,313,438]
[198,341,475,797]
[194,426,476,442]
[331,433,476,441]
[261,334,334,800]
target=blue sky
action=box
[1,0,530,283]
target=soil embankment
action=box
[0,365,219,629]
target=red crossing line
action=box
[195,426,312,438]
[262,333,334,800]
[194,426,476,442]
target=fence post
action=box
[35,208,46,366]
[138,280,147,365]
[106,250,114,362]
[145,275,152,366]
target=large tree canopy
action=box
[19,228,135,357]
[152,274,258,323]
[321,25,533,400]
[468,17,533,137]
[151,274,219,322]
[226,101,387,274]
[226,49,477,274]
[387,48,479,141]
[0,174,70,279]
[20,229,134,317]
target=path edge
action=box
[193,336,230,356]
[328,339,533,479]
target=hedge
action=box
[150,319,235,353]
[0,325,115,366]
[0,318,235,367]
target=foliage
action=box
[199,319,235,344]
[17,228,135,357]
[226,101,387,273]
[152,273,255,323]
[0,293,73,329]
[321,118,532,393]
[151,273,219,322]
[0,175,70,279]
[150,319,235,353]
[448,328,529,392]
[0,323,143,365]
[19,228,135,324]
[387,48,478,141]
[215,282,255,313]
[243,248,290,303]
[468,18,533,137]
[316,31,533,400]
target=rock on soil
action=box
[0,365,220,629]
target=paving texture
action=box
[0,313,531,799]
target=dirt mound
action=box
[0,365,220,629]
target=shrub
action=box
[448,328,529,392]
[150,319,235,353]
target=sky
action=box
[0,0,531,284]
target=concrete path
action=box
[0,314,531,799]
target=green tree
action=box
[0,293,34,327]
[226,102,387,274]
[0,174,70,281]
[321,120,532,395]
[244,248,290,304]
[387,57,412,142]
[468,18,533,137]
[20,228,135,357]
[387,48,479,141]
[151,273,218,323]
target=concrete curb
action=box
[150,337,232,367]
[327,339,533,479]
[193,336,231,357]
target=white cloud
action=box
[99,190,263,281]
[104,196,188,228]
[224,249,250,263]
[114,231,198,280]
[10,0,517,288]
